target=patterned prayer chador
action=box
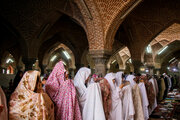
[9,71,54,120]
[45,61,82,120]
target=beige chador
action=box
[126,74,144,120]
[132,84,144,120]
[149,78,158,114]
[9,71,54,120]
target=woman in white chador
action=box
[138,78,149,120]
[105,73,124,120]
[126,74,136,87]
[125,74,144,120]
[74,67,105,120]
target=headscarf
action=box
[126,74,136,87]
[105,73,124,120]
[74,67,91,97]
[115,72,124,86]
[45,61,82,120]
[88,74,97,86]
[45,61,66,99]
[104,73,116,91]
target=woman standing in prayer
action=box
[149,76,158,114]
[98,77,111,120]
[138,76,149,120]
[120,73,135,120]
[45,61,82,120]
[0,86,8,120]
[74,67,105,120]
[158,75,165,101]
[126,73,137,87]
[124,73,144,120]
[105,73,124,120]
[9,70,54,120]
[144,75,155,115]
[88,74,111,120]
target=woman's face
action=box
[85,76,90,84]
[112,79,116,84]
[64,72,69,80]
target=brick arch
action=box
[1,51,16,69]
[39,14,89,67]
[107,46,131,71]
[119,0,180,63]
[154,40,180,68]
[160,49,180,73]
[43,43,76,70]
[38,35,77,68]
[143,22,180,67]
[74,0,105,50]
[104,0,140,50]
[0,16,28,58]
[146,21,180,48]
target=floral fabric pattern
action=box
[9,71,54,120]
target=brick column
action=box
[132,60,143,74]
[89,50,111,77]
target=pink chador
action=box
[45,61,82,120]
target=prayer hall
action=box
[0,0,180,120]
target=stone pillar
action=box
[89,50,111,77]
[132,60,143,74]
[22,58,36,71]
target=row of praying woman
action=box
[0,60,173,120]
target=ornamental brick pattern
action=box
[75,0,137,50]
[95,0,136,49]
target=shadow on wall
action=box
[0,74,15,88]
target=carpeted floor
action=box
[150,89,180,120]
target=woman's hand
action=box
[119,84,124,89]
[140,79,144,82]
[94,78,103,82]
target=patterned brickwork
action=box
[75,0,137,50]
[95,0,136,49]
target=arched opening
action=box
[38,14,89,76]
[107,47,132,73]
[1,52,16,74]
